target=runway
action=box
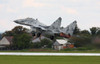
[0,52,100,56]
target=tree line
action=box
[2,26,53,50]
[69,27,100,49]
[1,26,100,50]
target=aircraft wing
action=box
[32,19,47,30]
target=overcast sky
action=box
[0,0,100,32]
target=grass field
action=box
[0,56,100,64]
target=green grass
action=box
[0,56,100,64]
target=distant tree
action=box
[2,31,13,36]
[2,26,32,50]
[69,34,92,47]
[12,33,32,50]
[2,26,28,37]
[90,27,100,36]
[12,26,27,35]
[41,39,53,48]
[32,42,42,48]
[32,39,53,48]
[73,26,80,35]
[92,36,100,49]
[80,30,90,35]
[96,30,100,36]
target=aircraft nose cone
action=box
[14,20,18,23]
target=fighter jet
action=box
[14,17,77,36]
[14,17,62,34]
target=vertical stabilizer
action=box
[62,21,77,35]
[49,17,62,33]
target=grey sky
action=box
[0,0,100,32]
